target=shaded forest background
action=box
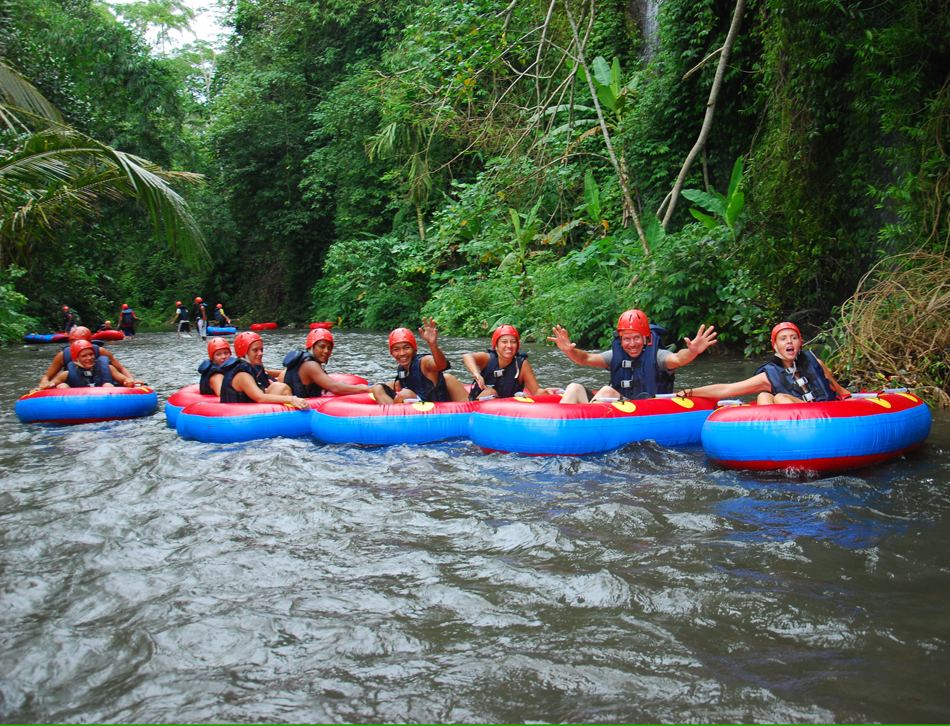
[2,0,948,366]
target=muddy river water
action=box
[1,330,949,723]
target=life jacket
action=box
[120,309,135,326]
[396,355,451,403]
[65,357,114,388]
[62,342,102,365]
[198,303,208,320]
[282,350,326,398]
[218,357,272,403]
[198,359,223,395]
[98,324,109,331]
[178,305,189,322]
[63,313,73,329]
[468,351,527,400]
[756,350,838,402]
[215,309,226,323]
[609,324,674,398]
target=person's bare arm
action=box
[233,372,308,409]
[678,372,772,400]
[419,317,449,374]
[307,364,370,395]
[547,325,608,368]
[462,351,490,389]
[39,352,66,388]
[665,324,717,371]
[817,356,851,398]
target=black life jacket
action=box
[120,309,135,326]
[178,305,189,322]
[218,357,272,403]
[396,355,451,403]
[63,312,73,329]
[98,324,109,331]
[198,359,223,396]
[198,303,208,320]
[65,357,114,387]
[215,309,226,322]
[62,342,102,365]
[609,324,674,398]
[468,350,527,400]
[282,350,326,398]
[756,350,838,402]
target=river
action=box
[2,329,949,723]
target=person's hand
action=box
[684,324,717,356]
[38,379,51,390]
[473,372,486,389]
[419,317,439,347]
[290,396,309,410]
[547,325,575,353]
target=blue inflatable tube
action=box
[15,387,158,424]
[207,326,237,335]
[312,396,478,445]
[468,394,717,455]
[23,333,68,344]
[176,400,318,443]
[701,391,932,472]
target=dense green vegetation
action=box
[2,0,948,370]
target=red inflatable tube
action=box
[92,329,125,342]
[309,322,334,329]
[249,322,278,330]
[164,373,369,429]
[469,394,717,455]
[700,391,932,472]
[312,395,479,445]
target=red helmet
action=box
[176,301,182,307]
[195,297,202,303]
[492,324,520,351]
[388,327,417,351]
[70,339,94,360]
[216,303,223,308]
[121,303,129,309]
[234,331,262,358]
[207,337,232,360]
[617,309,651,341]
[62,306,69,311]
[771,322,802,348]
[306,327,334,350]
[68,326,92,342]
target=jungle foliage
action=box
[1,0,948,391]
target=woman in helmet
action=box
[198,338,232,396]
[371,318,469,404]
[278,328,371,398]
[549,310,718,403]
[677,322,849,404]
[37,326,136,389]
[462,325,559,400]
[48,340,137,388]
[217,331,308,409]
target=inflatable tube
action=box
[249,322,278,331]
[312,396,479,445]
[701,391,932,472]
[15,386,158,424]
[207,326,237,335]
[92,329,124,342]
[164,373,368,429]
[23,333,68,344]
[309,322,334,329]
[174,374,369,442]
[469,394,717,456]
